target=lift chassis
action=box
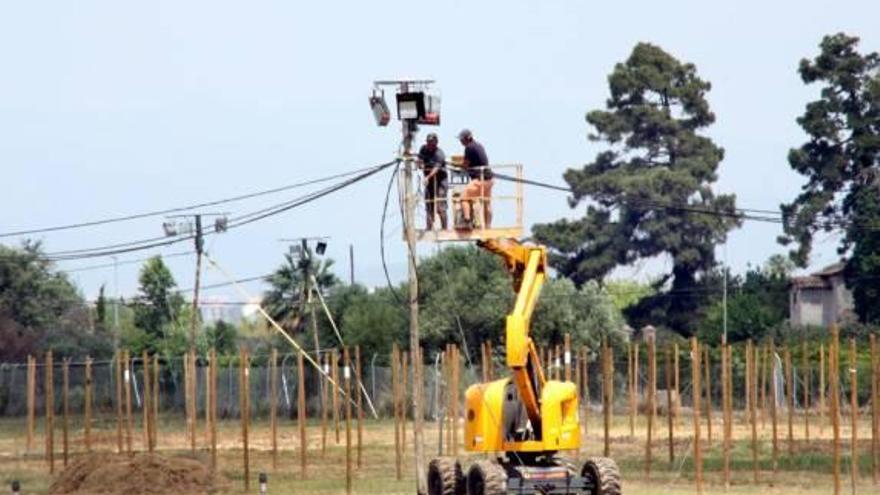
[427,239,622,495]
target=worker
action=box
[417,132,448,230]
[457,129,494,229]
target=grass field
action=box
[0,411,876,494]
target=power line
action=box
[0,164,386,239]
[39,160,397,262]
[62,251,192,273]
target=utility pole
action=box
[190,214,204,350]
[372,79,436,494]
[722,242,728,346]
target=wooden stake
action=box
[344,347,353,495]
[750,342,758,483]
[784,346,794,455]
[355,345,364,469]
[821,343,827,434]
[239,348,250,492]
[722,344,731,490]
[665,345,675,464]
[628,342,635,437]
[392,343,402,480]
[152,354,159,449]
[673,343,680,428]
[402,350,409,448]
[333,348,341,444]
[142,351,151,452]
[645,336,655,478]
[62,358,69,467]
[871,334,878,486]
[691,338,702,494]
[603,336,611,457]
[270,348,278,470]
[802,339,810,442]
[84,356,92,451]
[770,341,778,476]
[850,338,858,492]
[583,346,590,437]
[26,356,35,453]
[124,350,133,455]
[445,344,452,455]
[321,352,328,456]
[453,345,460,457]
[45,350,54,474]
[115,351,123,454]
[831,326,841,495]
[298,350,307,480]
[189,348,197,453]
[704,345,713,445]
[210,349,217,470]
[759,343,767,430]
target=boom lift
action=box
[427,238,622,495]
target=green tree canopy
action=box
[132,255,185,353]
[779,33,880,323]
[533,42,740,336]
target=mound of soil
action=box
[48,452,227,495]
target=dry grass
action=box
[0,410,876,494]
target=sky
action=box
[1,0,877,303]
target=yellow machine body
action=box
[464,378,580,453]
[462,239,581,455]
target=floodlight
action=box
[214,216,228,233]
[162,222,178,237]
[396,91,426,121]
[369,89,391,126]
[316,241,327,255]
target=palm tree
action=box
[263,249,338,338]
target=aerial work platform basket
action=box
[412,163,524,243]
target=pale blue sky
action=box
[1,0,877,301]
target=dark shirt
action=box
[418,144,447,183]
[464,140,492,179]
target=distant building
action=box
[200,296,243,325]
[789,262,854,327]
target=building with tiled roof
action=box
[789,261,854,327]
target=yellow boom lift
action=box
[426,239,622,495]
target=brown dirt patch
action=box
[48,452,228,495]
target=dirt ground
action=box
[0,411,876,494]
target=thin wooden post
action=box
[453,345,460,457]
[691,338,702,495]
[45,350,54,474]
[820,343,827,434]
[722,344,731,491]
[645,336,655,478]
[802,339,810,442]
[401,350,409,449]
[115,351,123,454]
[142,351,152,452]
[189,348,197,453]
[184,352,191,452]
[239,348,250,492]
[634,341,640,408]
[704,345,713,445]
[392,343,402,481]
[332,349,341,444]
[355,345,364,469]
[298,350,307,480]
[26,355,35,452]
[270,348,278,470]
[344,347,353,495]
[674,343,680,428]
[602,336,611,457]
[445,344,452,455]
[770,341,779,476]
[124,350,133,455]
[871,334,879,486]
[210,349,217,470]
[850,338,858,492]
[321,352,328,456]
[152,354,159,450]
[750,341,758,483]
[583,346,590,437]
[62,358,69,467]
[784,346,794,455]
[565,334,572,382]
[665,345,675,464]
[759,343,767,430]
[84,356,92,451]
[628,342,636,437]
[481,342,489,383]
[831,326,841,495]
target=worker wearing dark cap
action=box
[457,129,494,229]
[417,133,448,230]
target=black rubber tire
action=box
[466,460,507,495]
[428,457,464,495]
[581,457,622,495]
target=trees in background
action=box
[533,42,740,337]
[780,33,880,324]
